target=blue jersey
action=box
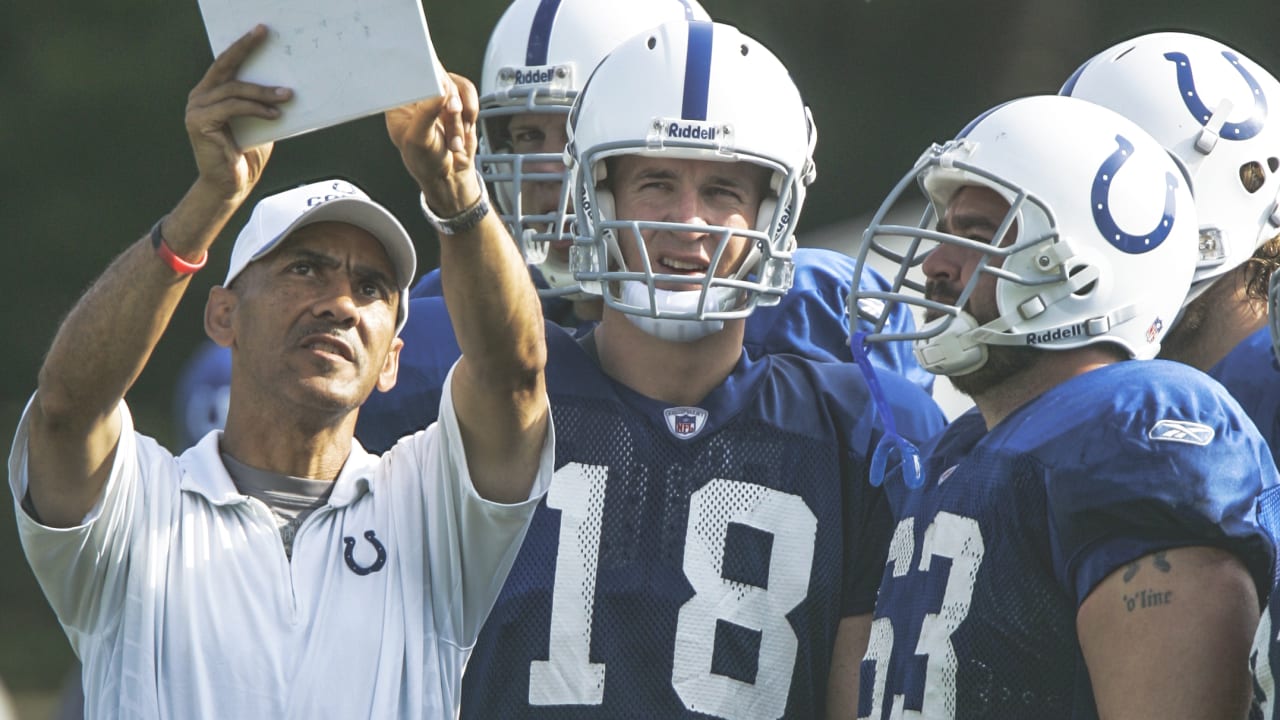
[358,323,944,717]
[745,248,932,393]
[1207,328,1280,719]
[404,247,932,392]
[860,360,1278,720]
[357,297,459,454]
[1210,327,1280,468]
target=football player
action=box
[848,94,1278,718]
[361,18,945,718]
[1061,32,1280,717]
[396,0,931,389]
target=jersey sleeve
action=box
[1045,389,1278,607]
[356,297,461,453]
[744,248,934,395]
[409,268,444,299]
[393,365,554,647]
[9,394,173,647]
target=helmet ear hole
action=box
[1068,263,1098,297]
[1241,161,1267,193]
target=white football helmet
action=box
[849,95,1198,377]
[1062,32,1280,304]
[479,0,710,297]
[567,20,817,341]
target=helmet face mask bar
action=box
[476,0,712,299]
[572,140,802,325]
[566,20,816,342]
[853,142,1076,375]
[477,70,577,285]
[848,95,1199,378]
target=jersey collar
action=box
[178,431,378,508]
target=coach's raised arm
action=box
[11,23,551,718]
[386,73,549,504]
[23,25,291,527]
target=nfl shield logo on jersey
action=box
[664,406,709,440]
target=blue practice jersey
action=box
[404,247,932,393]
[860,360,1278,720]
[359,323,944,718]
[1210,327,1280,468]
[1207,328,1280,719]
[745,248,932,393]
[357,297,459,454]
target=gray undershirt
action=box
[221,452,333,560]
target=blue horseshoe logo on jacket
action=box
[343,530,387,576]
[1164,50,1267,141]
[1092,134,1178,254]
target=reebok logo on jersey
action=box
[1148,419,1215,446]
[664,406,709,440]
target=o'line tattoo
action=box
[1121,552,1174,612]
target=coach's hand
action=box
[185,24,293,204]
[385,73,483,218]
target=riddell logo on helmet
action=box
[1026,323,1085,345]
[513,68,555,85]
[665,122,719,141]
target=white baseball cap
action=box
[224,179,417,332]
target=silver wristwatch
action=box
[420,171,491,235]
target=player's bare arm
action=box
[826,614,872,720]
[26,25,290,528]
[386,74,548,504]
[1078,545,1259,720]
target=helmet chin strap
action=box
[619,282,736,342]
[914,301,1141,377]
[913,312,989,377]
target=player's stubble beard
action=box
[925,278,1047,397]
[949,341,1045,397]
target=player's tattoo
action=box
[1123,588,1174,612]
[1152,552,1171,572]
[1121,552,1172,583]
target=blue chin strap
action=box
[850,331,925,489]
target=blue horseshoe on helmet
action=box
[343,530,387,576]
[1091,134,1178,255]
[1163,50,1267,140]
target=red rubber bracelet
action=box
[150,217,208,274]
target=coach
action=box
[9,25,551,718]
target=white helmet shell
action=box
[850,95,1198,376]
[567,20,817,338]
[1062,32,1280,302]
[478,0,710,297]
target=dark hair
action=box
[1243,232,1280,305]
